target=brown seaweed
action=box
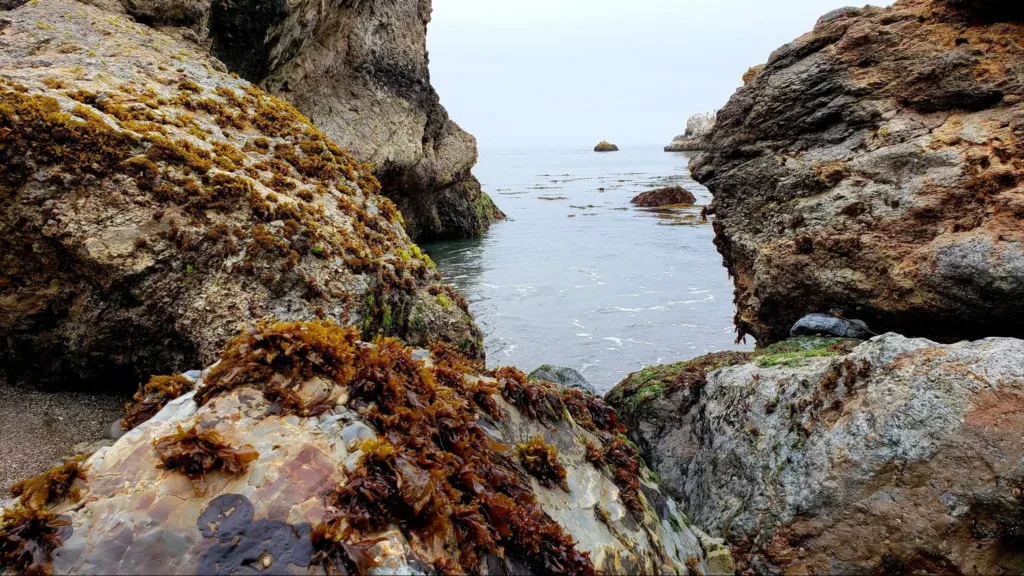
[152,425,258,495]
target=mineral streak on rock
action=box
[0,0,481,391]
[692,0,1024,345]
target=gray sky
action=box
[427,0,893,148]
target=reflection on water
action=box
[423,145,752,394]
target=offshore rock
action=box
[594,141,619,152]
[630,186,698,208]
[528,365,596,396]
[0,0,481,390]
[665,112,716,152]
[609,334,1024,574]
[0,321,726,575]
[691,0,1024,345]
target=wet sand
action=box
[0,379,128,497]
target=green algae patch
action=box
[754,337,860,368]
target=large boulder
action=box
[630,186,698,208]
[0,0,481,390]
[90,0,505,241]
[665,112,716,152]
[0,320,728,575]
[691,0,1024,345]
[609,334,1024,574]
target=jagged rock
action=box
[0,0,481,390]
[528,365,596,395]
[594,141,619,152]
[665,112,716,152]
[691,0,1024,345]
[790,313,872,339]
[100,0,505,241]
[0,320,727,575]
[630,186,698,208]
[609,333,1024,574]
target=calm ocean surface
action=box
[423,145,751,393]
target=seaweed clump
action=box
[518,435,569,491]
[604,437,644,518]
[0,505,71,576]
[491,367,565,426]
[9,457,86,510]
[305,333,594,575]
[152,425,258,494]
[122,374,194,430]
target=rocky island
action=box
[593,141,619,152]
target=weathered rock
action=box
[0,0,481,390]
[101,0,505,241]
[528,365,596,395]
[665,112,716,152]
[691,0,1024,345]
[1,321,727,575]
[595,141,619,152]
[610,334,1024,574]
[630,186,698,208]
[790,313,873,339]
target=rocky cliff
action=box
[691,0,1024,345]
[0,0,481,391]
[1,320,730,575]
[609,334,1024,574]
[665,112,716,152]
[84,0,504,241]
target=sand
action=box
[0,380,128,497]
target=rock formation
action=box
[594,141,619,152]
[691,0,1024,345]
[665,112,716,152]
[0,0,481,391]
[0,320,731,575]
[78,0,505,241]
[609,333,1024,574]
[630,186,698,208]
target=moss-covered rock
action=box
[0,0,481,391]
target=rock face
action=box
[0,320,727,575]
[0,0,481,390]
[594,141,619,152]
[609,334,1024,574]
[89,0,504,241]
[665,112,716,152]
[630,186,698,208]
[691,0,1024,345]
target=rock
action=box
[630,186,697,208]
[609,333,1024,574]
[594,141,619,152]
[691,0,1024,346]
[102,0,505,241]
[790,313,872,339]
[665,112,716,152]
[7,320,725,575]
[528,365,596,395]
[0,0,481,391]
[946,0,1024,19]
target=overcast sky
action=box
[427,0,893,149]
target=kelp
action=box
[0,505,71,576]
[560,388,625,435]
[491,367,565,425]
[310,334,594,575]
[604,437,644,518]
[152,425,258,495]
[195,320,359,415]
[9,457,86,510]
[122,374,194,430]
[518,435,569,492]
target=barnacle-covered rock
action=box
[609,334,1024,574]
[0,0,481,390]
[1,320,725,575]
